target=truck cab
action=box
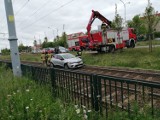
[121,28,137,48]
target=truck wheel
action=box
[97,48,102,53]
[109,46,115,53]
[80,47,83,51]
[72,48,75,51]
[130,41,135,48]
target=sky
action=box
[0,0,160,52]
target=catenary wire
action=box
[17,0,52,27]
[15,0,30,16]
[21,0,75,30]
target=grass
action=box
[82,47,160,70]
[1,47,160,70]
[0,53,41,62]
[0,65,86,120]
[0,65,160,119]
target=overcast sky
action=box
[0,0,160,51]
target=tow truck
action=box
[84,10,137,52]
[67,10,137,52]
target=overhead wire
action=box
[0,0,24,33]
[28,0,51,17]
[21,0,75,30]
[15,0,30,16]
[17,0,52,27]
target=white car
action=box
[50,53,83,69]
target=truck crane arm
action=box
[86,10,112,35]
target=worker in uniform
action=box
[41,51,45,65]
[47,50,52,67]
[76,49,82,58]
[44,51,49,66]
[101,22,107,33]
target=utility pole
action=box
[148,0,151,7]
[120,0,130,26]
[4,0,22,76]
[63,24,65,33]
[115,4,117,16]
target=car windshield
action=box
[59,47,66,50]
[62,53,75,59]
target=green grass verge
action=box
[1,47,160,70]
[82,47,160,70]
[0,66,86,120]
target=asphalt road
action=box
[135,45,160,48]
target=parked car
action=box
[42,48,54,53]
[57,46,69,53]
[50,53,83,69]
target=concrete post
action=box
[4,0,22,76]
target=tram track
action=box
[1,59,160,113]
[1,60,160,83]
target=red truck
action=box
[67,32,84,51]
[67,10,137,52]
[84,10,137,52]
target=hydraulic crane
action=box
[86,10,112,41]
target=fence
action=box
[1,60,160,117]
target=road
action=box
[135,45,160,48]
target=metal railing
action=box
[0,60,160,117]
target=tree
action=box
[144,5,160,52]
[1,48,10,55]
[61,32,67,47]
[18,43,25,52]
[33,40,37,47]
[111,14,123,31]
[41,33,68,49]
[127,15,147,40]
[44,37,48,42]
[112,14,123,48]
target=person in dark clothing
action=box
[76,50,82,58]
[54,47,59,54]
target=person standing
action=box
[44,51,48,66]
[76,49,82,58]
[41,51,45,65]
[47,50,52,66]
[54,46,60,54]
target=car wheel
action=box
[50,63,55,68]
[64,64,69,69]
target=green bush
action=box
[154,32,160,38]
[1,48,10,55]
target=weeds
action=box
[0,65,159,119]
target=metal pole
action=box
[52,30,55,40]
[4,0,22,76]
[120,0,126,25]
[120,0,130,26]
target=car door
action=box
[56,55,65,67]
[52,54,60,66]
